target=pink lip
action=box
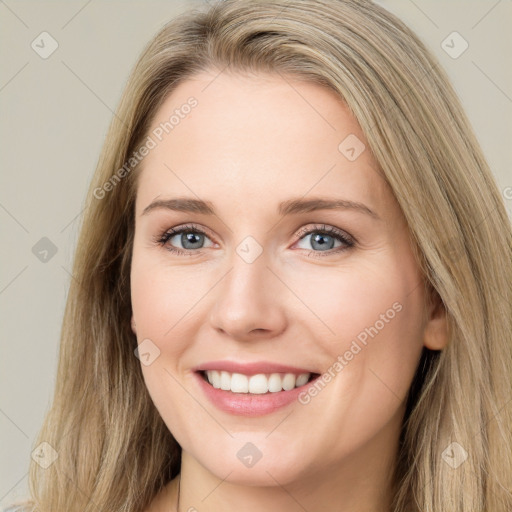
[192,360,314,375]
[193,366,319,417]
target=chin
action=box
[189,438,312,488]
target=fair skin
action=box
[130,69,448,512]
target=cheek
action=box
[130,248,202,345]
[288,261,425,460]
[297,255,425,393]
[130,250,205,448]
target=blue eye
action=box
[155,223,355,257]
[155,224,214,256]
[294,224,355,257]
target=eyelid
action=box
[154,223,215,246]
[155,222,355,256]
[294,223,356,245]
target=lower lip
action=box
[195,372,315,416]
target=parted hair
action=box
[9,1,512,511]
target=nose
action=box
[208,250,288,342]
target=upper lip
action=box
[193,360,316,376]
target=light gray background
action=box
[1,0,511,506]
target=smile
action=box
[201,370,314,394]
[193,361,320,416]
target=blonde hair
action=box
[10,0,512,510]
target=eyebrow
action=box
[141,196,380,220]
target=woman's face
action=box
[130,70,445,486]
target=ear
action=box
[423,290,449,350]
[130,316,137,336]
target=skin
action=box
[130,69,448,512]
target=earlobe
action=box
[131,316,137,336]
[423,292,449,351]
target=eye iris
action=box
[311,233,335,251]
[182,232,204,249]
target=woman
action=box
[7,0,512,511]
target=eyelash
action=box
[153,223,355,258]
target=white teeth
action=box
[268,373,283,393]
[295,373,310,387]
[230,373,249,393]
[204,370,311,394]
[210,370,221,389]
[248,374,268,394]
[282,373,296,391]
[220,371,231,390]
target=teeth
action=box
[268,373,283,392]
[204,371,311,394]
[231,373,249,393]
[220,371,230,390]
[282,373,296,391]
[295,373,310,387]
[249,374,268,394]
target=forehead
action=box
[135,70,390,218]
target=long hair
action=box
[10,1,512,510]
